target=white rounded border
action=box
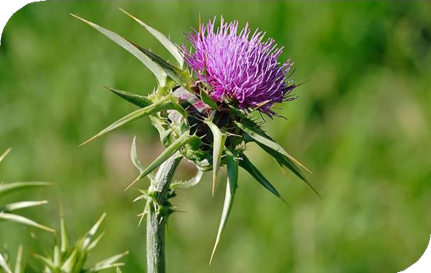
[399,235,431,272]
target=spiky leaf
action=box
[126,133,196,191]
[120,9,184,69]
[0,212,55,232]
[60,250,77,272]
[34,254,57,272]
[204,120,227,195]
[234,120,311,173]
[103,85,152,108]
[80,213,106,250]
[88,251,129,272]
[200,88,218,110]
[60,210,69,254]
[131,43,188,87]
[88,232,105,252]
[170,169,203,190]
[71,14,167,86]
[1,200,48,212]
[0,253,12,273]
[14,245,23,273]
[259,144,320,197]
[239,153,288,205]
[80,99,185,146]
[0,148,11,164]
[131,136,145,173]
[0,182,52,197]
[210,152,238,264]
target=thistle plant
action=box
[0,148,127,272]
[34,213,128,273]
[0,148,53,273]
[73,10,318,273]
[0,148,54,233]
[0,245,23,273]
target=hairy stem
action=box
[146,156,181,273]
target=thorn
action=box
[209,246,217,265]
[211,172,217,197]
[119,8,147,28]
[281,197,291,208]
[124,176,140,192]
[0,148,12,163]
[70,13,90,25]
[78,135,97,148]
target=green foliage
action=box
[71,14,168,87]
[103,86,152,108]
[0,149,54,233]
[79,96,185,147]
[210,151,238,264]
[34,213,128,273]
[239,152,288,206]
[204,119,227,196]
[126,132,199,191]
[0,245,23,273]
[119,8,185,69]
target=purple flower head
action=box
[183,18,297,116]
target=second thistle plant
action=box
[73,10,318,272]
[34,213,128,273]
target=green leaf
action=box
[0,212,55,232]
[259,143,321,198]
[234,120,311,173]
[131,42,189,87]
[88,232,105,251]
[80,213,106,250]
[116,268,123,273]
[0,253,12,273]
[126,133,194,191]
[0,148,11,164]
[119,8,184,69]
[239,153,288,205]
[90,263,125,272]
[130,136,145,173]
[53,245,61,268]
[102,85,152,108]
[34,255,57,272]
[60,250,77,272]
[71,14,167,86]
[200,88,218,110]
[14,245,23,273]
[88,251,129,272]
[204,120,227,196]
[80,98,185,147]
[0,182,52,197]
[210,152,238,264]
[170,169,204,190]
[1,200,48,212]
[60,209,69,254]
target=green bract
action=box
[74,11,317,262]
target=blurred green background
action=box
[1,1,431,272]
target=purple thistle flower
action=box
[183,18,297,116]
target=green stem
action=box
[146,156,181,273]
